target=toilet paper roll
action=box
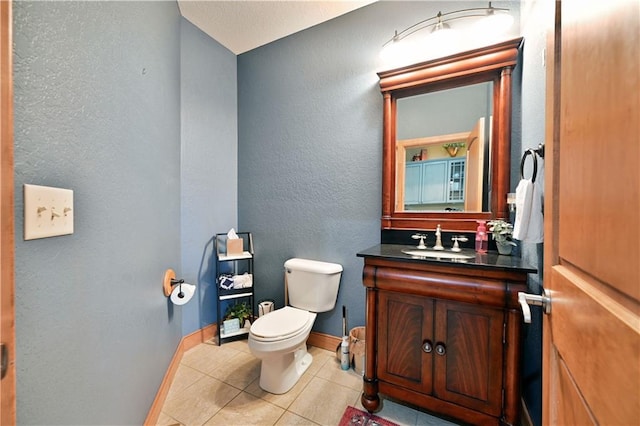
[258,300,274,317]
[170,283,196,305]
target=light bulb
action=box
[380,34,422,69]
[423,27,460,59]
[380,38,404,62]
[473,11,514,36]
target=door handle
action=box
[518,289,552,323]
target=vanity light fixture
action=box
[380,2,514,63]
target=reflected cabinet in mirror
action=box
[379,38,523,232]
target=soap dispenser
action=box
[475,220,488,253]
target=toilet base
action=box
[258,343,313,394]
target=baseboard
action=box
[308,331,341,352]
[143,323,217,425]
[143,340,184,426]
[182,323,217,352]
[521,398,534,426]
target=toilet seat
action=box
[250,306,313,342]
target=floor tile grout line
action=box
[160,340,456,426]
[163,370,213,406]
[162,342,393,426]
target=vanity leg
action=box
[361,376,380,412]
[362,282,380,412]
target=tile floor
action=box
[157,339,459,426]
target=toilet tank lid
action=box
[284,258,343,274]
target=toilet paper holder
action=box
[163,269,183,296]
[163,268,196,305]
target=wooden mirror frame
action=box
[379,37,523,232]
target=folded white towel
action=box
[513,178,544,243]
[526,181,544,243]
[513,179,533,240]
[232,273,253,289]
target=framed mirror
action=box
[378,37,523,232]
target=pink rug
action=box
[338,406,400,426]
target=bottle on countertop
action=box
[475,220,488,253]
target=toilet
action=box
[248,258,343,394]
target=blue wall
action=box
[12,0,545,423]
[237,1,543,424]
[517,2,555,425]
[236,0,521,345]
[179,19,238,335]
[237,2,390,335]
[12,2,236,424]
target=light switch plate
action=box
[24,184,74,240]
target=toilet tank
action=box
[284,258,343,313]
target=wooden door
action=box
[377,291,434,394]
[433,300,503,417]
[464,117,485,212]
[543,1,639,424]
[0,1,16,424]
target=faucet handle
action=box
[411,233,428,249]
[451,235,468,252]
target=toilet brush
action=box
[340,306,350,370]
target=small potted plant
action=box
[487,219,517,255]
[224,302,253,331]
[442,142,465,157]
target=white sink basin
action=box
[401,249,475,260]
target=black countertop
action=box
[357,244,537,274]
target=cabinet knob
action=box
[422,340,433,353]
[435,343,446,356]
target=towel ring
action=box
[520,149,538,183]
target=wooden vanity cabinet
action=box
[361,256,529,426]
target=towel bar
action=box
[520,143,545,183]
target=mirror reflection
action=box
[396,83,493,213]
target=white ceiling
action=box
[177,1,378,55]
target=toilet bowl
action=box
[248,258,342,394]
[249,307,316,394]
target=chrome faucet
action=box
[433,224,444,251]
[411,233,428,249]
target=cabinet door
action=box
[404,163,422,205]
[447,159,465,202]
[433,300,504,416]
[378,291,434,393]
[421,160,447,203]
